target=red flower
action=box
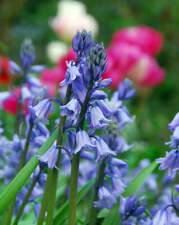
[40,48,75,96]
[0,56,10,85]
[112,26,163,56]
[2,88,29,115]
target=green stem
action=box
[12,172,40,225]
[45,168,58,225]
[88,159,106,225]
[68,152,81,225]
[36,171,52,225]
[19,122,33,170]
[37,85,72,225]
[14,95,22,135]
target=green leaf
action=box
[102,161,158,225]
[0,128,58,214]
[124,161,158,197]
[53,178,95,225]
[102,202,120,225]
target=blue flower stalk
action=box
[3,39,44,225]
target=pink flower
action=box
[103,43,144,88]
[128,55,165,86]
[40,48,75,96]
[112,26,163,56]
[103,26,165,88]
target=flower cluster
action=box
[0,29,178,225]
[0,39,46,115]
[157,113,179,177]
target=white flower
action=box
[50,0,98,41]
[46,41,68,63]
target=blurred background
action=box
[0,0,179,163]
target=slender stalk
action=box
[14,96,22,135]
[68,152,81,225]
[19,122,33,170]
[36,171,53,225]
[12,173,40,225]
[88,159,106,225]
[68,80,94,225]
[37,85,72,225]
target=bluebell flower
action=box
[96,94,122,117]
[60,61,81,86]
[29,65,46,73]
[38,143,59,170]
[86,43,107,81]
[110,172,126,194]
[34,202,41,219]
[109,158,127,169]
[94,186,117,209]
[72,30,95,57]
[175,185,179,193]
[118,78,136,101]
[152,207,170,225]
[72,74,87,103]
[114,136,133,153]
[168,112,179,132]
[91,90,107,100]
[9,61,23,75]
[60,98,81,123]
[157,149,179,176]
[29,99,52,124]
[87,106,111,131]
[26,76,44,96]
[74,130,95,154]
[120,196,145,220]
[166,127,179,148]
[115,108,135,130]
[96,99,114,117]
[72,31,83,57]
[95,78,112,89]
[21,86,32,100]
[93,137,115,161]
[20,39,35,70]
